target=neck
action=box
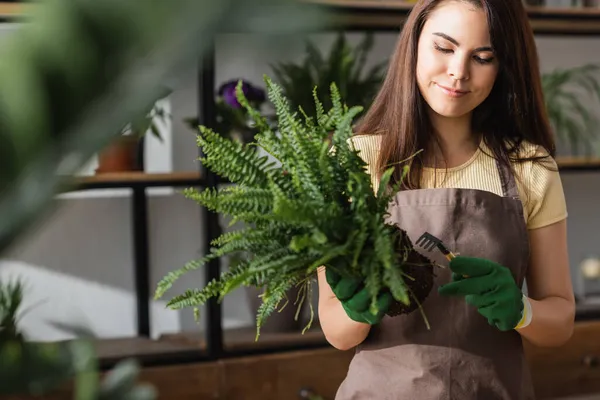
[426,112,479,168]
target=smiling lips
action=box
[435,83,470,98]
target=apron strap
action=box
[495,159,520,199]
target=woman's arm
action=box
[518,219,575,347]
[317,267,371,350]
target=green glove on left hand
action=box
[326,268,392,325]
[438,256,524,331]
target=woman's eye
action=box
[474,56,494,65]
[434,44,452,54]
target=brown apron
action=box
[335,159,534,400]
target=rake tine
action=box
[415,231,456,261]
[416,233,437,251]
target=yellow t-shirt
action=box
[349,134,568,230]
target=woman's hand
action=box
[439,219,575,347]
[438,256,524,331]
[317,267,374,351]
[326,269,392,325]
[519,219,575,347]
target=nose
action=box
[447,55,469,81]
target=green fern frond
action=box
[154,256,214,300]
[183,186,273,217]
[256,277,297,338]
[235,80,272,135]
[197,126,276,186]
[209,227,254,247]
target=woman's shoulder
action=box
[504,139,567,229]
[348,133,382,165]
[507,139,556,166]
[349,133,382,148]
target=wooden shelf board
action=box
[93,336,200,361]
[557,157,600,170]
[303,0,413,11]
[3,1,600,34]
[526,4,600,17]
[0,2,24,19]
[94,317,600,366]
[74,171,202,185]
[301,0,600,33]
[305,0,600,16]
[88,326,327,367]
[160,324,327,353]
[61,171,208,191]
[58,157,600,193]
[54,155,600,194]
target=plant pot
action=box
[95,136,142,174]
[245,285,305,333]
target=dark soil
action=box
[385,228,436,317]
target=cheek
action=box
[416,52,439,84]
[475,69,499,95]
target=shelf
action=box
[93,311,596,368]
[161,324,327,353]
[0,2,24,22]
[575,300,600,321]
[302,0,600,35]
[91,325,328,369]
[556,157,600,171]
[66,171,206,191]
[56,157,600,195]
[0,1,24,18]
[3,1,600,35]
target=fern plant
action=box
[154,76,435,337]
[270,32,387,119]
[542,63,600,156]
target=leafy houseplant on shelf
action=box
[96,96,170,174]
[185,79,268,145]
[269,31,387,123]
[542,63,600,157]
[155,76,436,338]
[0,278,156,399]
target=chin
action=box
[429,104,473,118]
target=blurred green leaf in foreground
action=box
[0,0,330,397]
[0,0,329,256]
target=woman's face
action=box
[416,1,499,119]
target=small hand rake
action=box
[415,232,457,262]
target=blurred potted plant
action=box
[0,277,156,399]
[185,79,267,144]
[96,96,170,174]
[269,31,387,120]
[542,63,600,156]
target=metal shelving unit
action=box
[302,0,600,35]
[2,1,600,369]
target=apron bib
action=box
[335,159,534,400]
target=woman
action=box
[317,0,575,399]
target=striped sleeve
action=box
[523,146,568,230]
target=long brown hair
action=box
[354,0,555,189]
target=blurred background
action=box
[1,1,600,399]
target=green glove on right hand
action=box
[325,268,392,325]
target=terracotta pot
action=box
[96,136,141,174]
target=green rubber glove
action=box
[438,256,524,331]
[325,268,392,325]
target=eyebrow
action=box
[432,32,493,52]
